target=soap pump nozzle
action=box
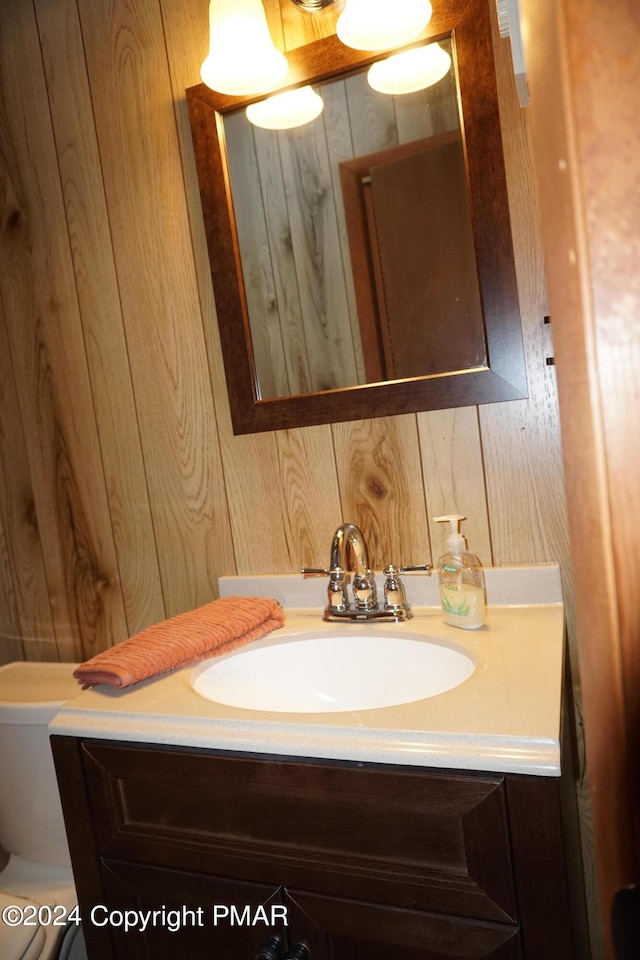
[433,514,466,557]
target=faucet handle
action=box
[302,566,349,615]
[398,564,433,575]
[382,565,412,619]
[326,566,349,613]
[301,567,330,578]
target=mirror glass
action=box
[186,0,527,434]
[224,39,484,400]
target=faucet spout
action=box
[327,523,377,615]
[329,522,370,578]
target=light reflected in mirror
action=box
[224,39,485,401]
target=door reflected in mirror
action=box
[186,0,527,434]
[225,39,485,400]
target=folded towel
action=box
[73,596,284,689]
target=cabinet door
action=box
[92,860,522,960]
[283,889,522,960]
[100,860,287,960]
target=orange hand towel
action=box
[73,596,284,689]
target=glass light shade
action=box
[337,0,432,51]
[200,0,288,96]
[367,42,452,95]
[246,86,324,130]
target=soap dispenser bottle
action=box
[434,515,486,629]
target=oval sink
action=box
[191,632,475,713]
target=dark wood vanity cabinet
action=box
[51,738,587,960]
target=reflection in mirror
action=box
[224,39,485,400]
[186,0,528,434]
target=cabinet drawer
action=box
[82,741,516,923]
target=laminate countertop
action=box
[50,565,565,776]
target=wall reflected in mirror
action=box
[224,39,485,401]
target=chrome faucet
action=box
[329,522,377,613]
[302,522,431,622]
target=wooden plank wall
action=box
[0,1,599,951]
[0,0,569,653]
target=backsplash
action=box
[219,564,565,609]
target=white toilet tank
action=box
[0,662,80,868]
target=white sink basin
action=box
[191,632,475,713]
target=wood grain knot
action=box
[23,496,39,533]
[5,209,21,230]
[367,476,388,500]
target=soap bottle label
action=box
[439,581,485,629]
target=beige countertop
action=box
[50,566,565,777]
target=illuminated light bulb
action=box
[200,0,288,96]
[337,0,432,51]
[367,42,452,95]
[246,86,324,130]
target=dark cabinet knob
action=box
[255,935,283,960]
[284,944,310,960]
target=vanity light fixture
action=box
[246,85,324,129]
[336,0,433,51]
[201,0,439,120]
[367,41,452,95]
[200,0,288,96]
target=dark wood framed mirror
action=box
[186,0,527,434]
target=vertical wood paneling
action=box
[332,417,430,569]
[0,0,128,661]
[322,79,365,384]
[159,0,294,576]
[76,0,234,616]
[275,426,343,570]
[417,407,493,563]
[161,0,341,576]
[0,0,574,605]
[277,123,359,391]
[345,74,398,154]
[480,12,569,574]
[0,304,55,659]
[0,514,24,665]
[224,114,299,399]
[0,5,573,600]
[34,0,166,638]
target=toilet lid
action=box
[0,892,45,960]
[0,662,79,704]
[0,662,80,725]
